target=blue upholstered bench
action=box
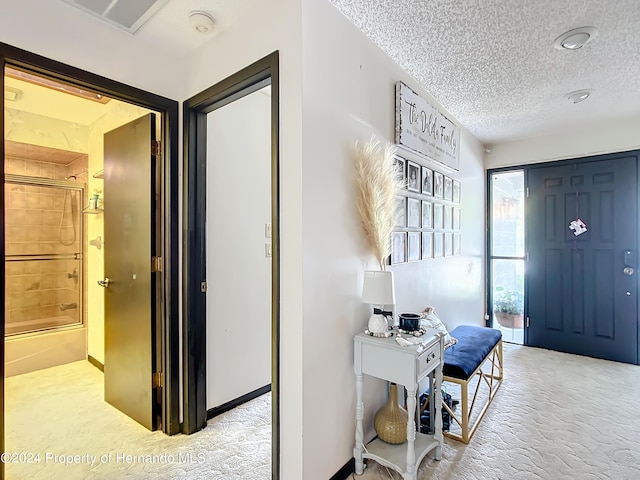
[429,325,503,443]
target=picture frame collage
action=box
[390,156,461,264]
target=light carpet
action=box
[354,343,640,480]
[4,361,271,480]
[6,345,640,480]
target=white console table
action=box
[353,331,444,480]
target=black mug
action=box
[399,313,420,332]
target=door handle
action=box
[623,267,634,276]
[97,277,111,287]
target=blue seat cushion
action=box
[443,326,502,380]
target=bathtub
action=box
[4,326,86,377]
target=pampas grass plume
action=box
[355,137,402,270]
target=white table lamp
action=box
[362,271,396,334]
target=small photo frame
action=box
[444,205,453,230]
[445,232,453,256]
[396,196,406,227]
[433,232,444,257]
[433,203,443,229]
[453,180,461,204]
[421,201,433,229]
[453,207,461,230]
[407,197,421,228]
[454,233,461,255]
[391,232,407,264]
[393,157,406,187]
[421,167,433,196]
[444,176,453,202]
[421,232,433,259]
[433,171,444,198]
[407,161,420,193]
[408,232,421,262]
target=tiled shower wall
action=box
[5,155,87,333]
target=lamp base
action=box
[367,313,389,334]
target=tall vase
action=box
[374,383,408,444]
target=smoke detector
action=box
[60,0,169,34]
[189,11,215,33]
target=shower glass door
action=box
[4,176,84,336]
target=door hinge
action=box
[151,140,161,157]
[525,187,530,198]
[526,252,530,262]
[201,281,207,293]
[151,256,163,272]
[153,372,163,388]
[526,317,530,328]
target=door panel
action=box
[527,156,638,364]
[103,113,156,430]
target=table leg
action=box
[354,373,365,474]
[404,384,417,480]
[434,364,443,460]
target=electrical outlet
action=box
[265,223,272,238]
[265,243,272,258]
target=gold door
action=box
[103,113,157,430]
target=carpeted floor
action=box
[354,343,640,479]
[6,344,640,479]
[4,361,271,479]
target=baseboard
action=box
[329,458,355,480]
[206,384,271,420]
[87,355,104,372]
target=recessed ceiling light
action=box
[189,11,215,33]
[566,89,593,104]
[554,26,598,50]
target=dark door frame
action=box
[182,51,280,478]
[0,42,181,476]
[486,148,640,364]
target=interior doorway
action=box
[1,42,180,478]
[183,52,280,478]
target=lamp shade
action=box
[362,271,395,305]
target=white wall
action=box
[300,1,485,477]
[205,88,271,409]
[486,116,640,168]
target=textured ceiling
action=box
[327,0,640,145]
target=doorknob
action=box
[98,277,111,287]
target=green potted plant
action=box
[493,287,524,329]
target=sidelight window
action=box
[488,170,525,344]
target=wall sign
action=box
[395,81,460,171]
